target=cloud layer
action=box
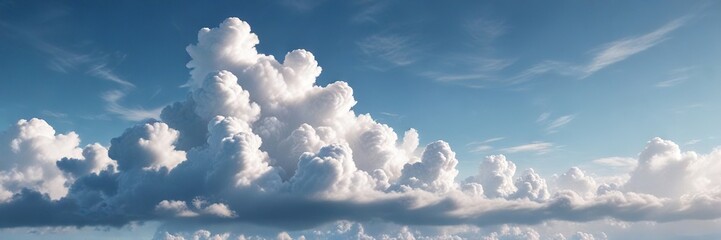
[0,18,720,236]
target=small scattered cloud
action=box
[500,141,554,154]
[685,139,701,145]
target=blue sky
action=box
[1,1,721,239]
[2,1,720,178]
[2,0,720,177]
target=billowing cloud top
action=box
[1,18,721,236]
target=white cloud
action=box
[351,0,390,24]
[0,118,83,201]
[506,17,687,84]
[0,20,135,87]
[545,115,575,133]
[423,17,513,87]
[655,76,688,88]
[109,121,186,172]
[396,141,459,193]
[87,63,136,88]
[500,141,554,154]
[655,67,694,88]
[582,18,686,77]
[465,154,517,198]
[278,0,327,12]
[536,112,550,123]
[40,110,68,118]
[592,157,637,170]
[102,90,163,121]
[467,137,505,153]
[555,167,598,198]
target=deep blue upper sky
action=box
[1,0,720,178]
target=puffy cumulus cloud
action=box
[204,116,282,190]
[555,167,597,198]
[163,229,231,240]
[622,137,718,198]
[192,70,260,124]
[510,169,549,202]
[482,225,540,240]
[186,18,260,88]
[0,118,83,201]
[2,17,721,238]
[395,141,459,193]
[57,143,117,178]
[156,200,199,217]
[567,231,608,240]
[155,222,613,240]
[156,199,235,218]
[290,144,375,197]
[464,155,517,198]
[109,122,186,172]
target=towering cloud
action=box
[0,18,720,237]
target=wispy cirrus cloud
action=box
[40,110,68,118]
[278,0,328,12]
[0,20,135,88]
[536,112,550,123]
[656,67,694,88]
[87,63,135,88]
[466,18,506,42]
[507,17,688,84]
[423,56,513,83]
[545,114,576,133]
[101,90,162,121]
[422,17,514,87]
[467,137,505,153]
[581,18,686,78]
[357,34,418,68]
[500,141,554,154]
[0,19,156,122]
[351,0,389,24]
[506,60,578,85]
[592,156,637,171]
[536,113,576,134]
